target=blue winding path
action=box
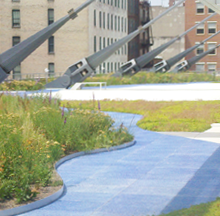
[20,112,220,216]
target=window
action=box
[207,63,217,72]
[99,11,102,28]
[107,62,110,73]
[48,9,54,25]
[208,22,217,34]
[103,37,106,48]
[13,64,21,79]
[48,36,54,53]
[115,0,117,7]
[195,63,205,71]
[208,42,217,55]
[111,14,113,30]
[118,16,120,31]
[12,0,20,2]
[115,16,117,31]
[122,0,123,9]
[12,36,20,46]
[208,8,215,13]
[94,10,96,26]
[118,0,120,8]
[94,36,97,53]
[121,17,124,32]
[196,2,204,14]
[12,9,20,28]
[125,18,127,32]
[48,63,55,77]
[196,42,204,55]
[107,13,110,29]
[196,22,204,34]
[103,12,105,29]
[99,37,102,50]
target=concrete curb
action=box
[1,140,136,216]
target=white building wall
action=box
[0,0,128,77]
[151,5,185,61]
[88,0,128,73]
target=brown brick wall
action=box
[185,1,220,71]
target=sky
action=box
[150,0,169,7]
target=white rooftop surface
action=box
[38,82,220,145]
[45,82,220,101]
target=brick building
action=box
[127,0,153,62]
[185,1,220,72]
[0,0,128,79]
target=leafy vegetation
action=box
[1,72,220,91]
[158,197,220,216]
[62,100,220,132]
[86,72,220,86]
[0,94,133,203]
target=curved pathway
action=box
[18,111,220,216]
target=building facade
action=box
[150,5,185,63]
[127,0,153,64]
[185,0,220,72]
[0,0,128,79]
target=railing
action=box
[70,82,107,90]
[5,72,63,81]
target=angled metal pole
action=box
[199,0,220,14]
[0,0,95,83]
[45,0,186,89]
[173,31,220,72]
[155,28,220,73]
[177,44,220,72]
[113,12,216,77]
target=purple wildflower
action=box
[64,117,67,124]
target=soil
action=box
[0,170,63,211]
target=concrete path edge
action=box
[0,140,136,216]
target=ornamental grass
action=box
[0,93,133,203]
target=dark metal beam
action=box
[45,0,186,89]
[177,44,220,72]
[113,13,216,77]
[0,0,95,83]
[154,30,220,73]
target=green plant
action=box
[0,94,133,203]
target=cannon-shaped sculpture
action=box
[45,0,186,89]
[174,44,220,72]
[154,28,220,73]
[113,13,216,77]
[0,0,95,83]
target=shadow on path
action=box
[161,146,220,214]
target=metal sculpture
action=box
[154,29,220,73]
[176,44,220,72]
[113,13,216,77]
[45,0,186,89]
[0,0,95,83]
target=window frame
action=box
[12,9,20,28]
